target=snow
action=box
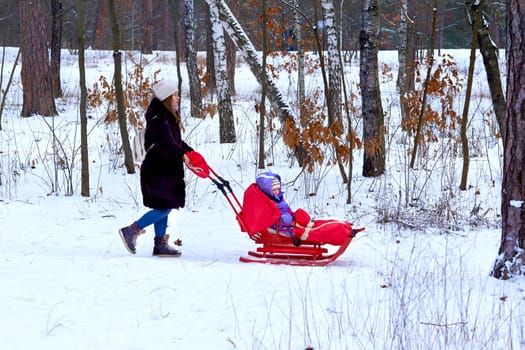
[1,48,524,350]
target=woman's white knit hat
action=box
[152,81,177,101]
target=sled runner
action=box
[208,168,364,266]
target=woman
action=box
[119,80,208,257]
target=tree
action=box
[464,0,506,139]
[360,0,384,177]
[107,0,135,174]
[225,0,238,95]
[91,0,107,49]
[19,0,57,117]
[50,0,63,98]
[292,0,306,127]
[184,0,204,118]
[168,0,184,106]
[397,0,413,128]
[205,5,216,93]
[204,0,306,164]
[409,0,438,169]
[258,0,268,169]
[208,0,236,143]
[491,0,525,280]
[459,0,484,191]
[76,0,89,197]
[141,0,153,54]
[321,0,347,183]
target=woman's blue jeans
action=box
[136,209,172,238]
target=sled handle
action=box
[208,167,232,195]
[207,167,243,215]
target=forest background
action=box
[0,0,522,279]
[0,0,506,52]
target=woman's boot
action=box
[118,222,145,254]
[153,234,182,257]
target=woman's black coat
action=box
[140,98,193,209]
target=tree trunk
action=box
[20,0,57,117]
[107,0,135,174]
[171,0,184,110]
[360,0,384,177]
[205,5,217,94]
[141,0,153,54]
[204,0,307,165]
[184,0,204,118]
[176,0,186,59]
[258,0,268,169]
[50,0,63,98]
[77,0,89,197]
[406,1,416,93]
[158,0,172,50]
[322,0,342,127]
[491,0,525,280]
[225,0,237,96]
[465,0,506,139]
[409,0,438,169]
[321,0,347,183]
[91,0,107,49]
[397,0,412,128]
[292,0,305,127]
[209,0,236,143]
[168,0,184,113]
[459,0,484,191]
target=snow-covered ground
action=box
[1,48,523,350]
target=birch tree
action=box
[225,0,238,96]
[360,0,384,177]
[184,0,203,118]
[321,0,347,182]
[209,0,236,143]
[397,0,412,127]
[491,0,525,280]
[292,0,306,126]
[204,0,306,165]
[321,0,342,128]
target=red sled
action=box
[209,170,365,266]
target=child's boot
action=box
[153,234,182,257]
[118,222,145,254]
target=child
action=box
[255,172,301,246]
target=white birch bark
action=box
[209,0,236,143]
[321,0,342,125]
[360,0,385,177]
[292,0,305,126]
[204,0,294,122]
[184,0,203,118]
[204,0,307,164]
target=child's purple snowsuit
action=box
[255,172,294,236]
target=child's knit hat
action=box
[271,177,280,191]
